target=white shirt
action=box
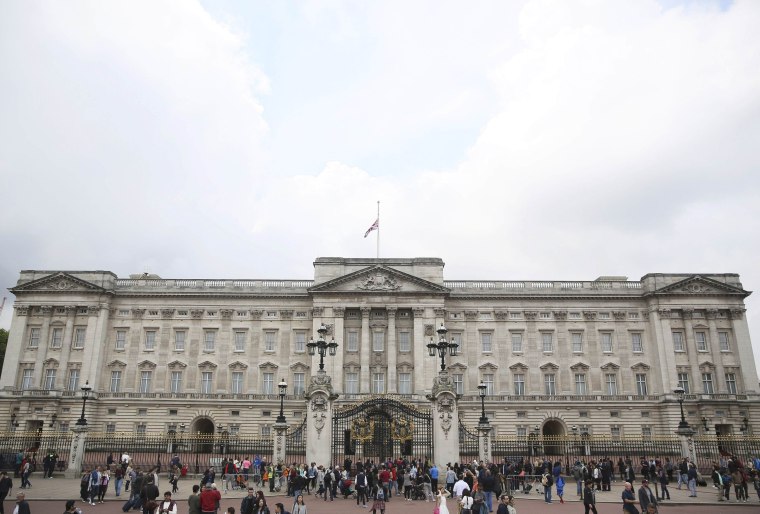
[156,500,177,514]
[453,479,470,498]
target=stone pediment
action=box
[651,275,749,297]
[309,265,449,295]
[11,272,106,294]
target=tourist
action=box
[157,491,178,514]
[15,492,30,514]
[637,480,657,513]
[621,482,639,514]
[188,485,201,514]
[0,472,13,514]
[292,494,306,514]
[582,479,597,514]
[436,485,450,514]
[371,486,385,514]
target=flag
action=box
[364,218,379,238]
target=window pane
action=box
[453,374,463,395]
[605,374,617,395]
[398,373,411,394]
[345,373,358,394]
[175,331,185,351]
[636,374,648,395]
[110,371,121,392]
[201,371,213,394]
[235,331,247,352]
[677,373,690,394]
[347,331,359,352]
[231,372,243,394]
[542,333,553,352]
[116,330,126,350]
[481,333,492,353]
[513,374,525,396]
[544,374,556,395]
[572,333,583,353]
[265,332,275,352]
[67,369,80,391]
[293,373,305,395]
[140,371,152,393]
[51,328,63,348]
[28,328,40,348]
[204,331,216,351]
[575,373,587,395]
[718,332,730,351]
[44,369,56,390]
[725,373,737,394]
[73,328,86,349]
[145,330,156,350]
[511,333,523,353]
[21,369,33,390]
[372,373,385,394]
[631,333,643,352]
[398,332,411,352]
[171,371,182,393]
[294,331,305,353]
[483,374,494,395]
[695,332,707,351]
[672,331,684,352]
[372,332,385,352]
[601,333,613,352]
[263,373,274,394]
[702,373,713,394]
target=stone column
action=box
[360,307,371,394]
[729,308,758,393]
[305,371,339,467]
[706,310,726,392]
[676,427,697,464]
[387,307,397,394]
[412,308,426,394]
[0,305,30,388]
[31,305,53,387]
[273,422,288,465]
[67,425,88,476]
[428,372,459,467]
[477,422,493,464]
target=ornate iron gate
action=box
[332,397,432,465]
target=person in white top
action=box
[156,491,178,514]
[453,475,470,498]
[436,486,451,514]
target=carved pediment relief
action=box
[699,361,716,370]
[258,361,278,370]
[138,360,157,369]
[107,359,127,369]
[630,362,651,371]
[509,362,528,371]
[448,363,467,372]
[289,361,309,371]
[167,360,187,369]
[540,362,559,371]
[600,362,620,371]
[570,362,590,371]
[198,360,218,369]
[397,360,415,369]
[229,361,249,370]
[42,358,59,368]
[652,275,749,297]
[11,272,107,294]
[309,265,449,295]
[478,362,498,371]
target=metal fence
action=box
[83,432,272,474]
[0,431,73,473]
[285,417,307,459]
[459,421,479,461]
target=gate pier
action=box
[428,371,459,466]
[306,371,338,466]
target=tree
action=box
[0,328,8,378]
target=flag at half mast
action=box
[364,218,379,238]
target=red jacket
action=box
[200,490,221,512]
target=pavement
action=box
[6,473,760,507]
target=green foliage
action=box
[0,328,8,378]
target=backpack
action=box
[376,489,384,500]
[545,474,554,487]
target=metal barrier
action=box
[0,431,72,473]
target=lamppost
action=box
[477,382,489,424]
[701,417,710,433]
[571,425,578,455]
[427,324,459,372]
[10,413,20,432]
[277,379,287,423]
[307,324,338,372]
[739,417,749,435]
[75,381,92,426]
[673,386,691,432]
[530,424,540,457]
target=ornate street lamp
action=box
[673,386,690,431]
[739,417,750,435]
[277,379,287,423]
[76,380,92,426]
[10,413,20,431]
[426,324,459,372]
[477,382,489,424]
[701,417,710,433]
[307,324,338,372]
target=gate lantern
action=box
[427,324,459,372]
[307,323,339,371]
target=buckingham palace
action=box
[1,257,758,451]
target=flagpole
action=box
[376,200,380,259]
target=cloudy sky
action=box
[2,0,760,374]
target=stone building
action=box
[1,257,757,443]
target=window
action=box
[228,425,240,436]
[136,424,146,435]
[294,331,306,353]
[511,333,523,353]
[28,328,40,348]
[718,332,730,352]
[672,331,685,352]
[106,424,116,433]
[67,369,80,391]
[293,372,305,395]
[43,368,56,390]
[73,328,86,349]
[677,372,690,394]
[517,427,527,438]
[201,372,213,394]
[51,327,63,348]
[58,422,69,432]
[398,373,411,394]
[170,371,182,393]
[174,330,186,351]
[264,331,276,352]
[725,373,737,394]
[262,373,274,394]
[372,332,385,352]
[110,371,122,392]
[513,374,525,396]
[631,333,643,353]
[695,331,707,352]
[372,373,385,394]
[598,312,610,320]
[21,369,33,390]
[635,374,648,395]
[544,374,556,395]
[569,312,581,320]
[347,331,359,352]
[482,374,494,395]
[540,312,551,319]
[345,373,358,394]
[601,332,613,353]
[231,372,244,394]
[542,333,553,353]
[398,332,411,352]
[642,426,652,437]
[610,426,621,440]
[234,331,246,352]
[145,330,156,350]
[571,333,583,353]
[510,312,522,319]
[453,373,463,395]
[481,332,493,353]
[605,374,617,395]
[261,425,271,437]
[204,331,216,352]
[575,373,587,395]
[702,372,714,394]
[140,371,152,393]
[115,330,126,350]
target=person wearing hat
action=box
[15,492,30,514]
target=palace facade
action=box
[1,257,757,439]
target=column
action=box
[86,305,111,384]
[329,307,345,385]
[464,310,479,390]
[387,307,397,394]
[478,423,493,465]
[31,306,53,387]
[729,308,758,393]
[706,310,726,393]
[305,375,337,467]
[412,308,426,394]
[651,306,677,395]
[360,307,371,394]
[67,425,89,476]
[58,306,77,389]
[273,422,288,465]
[429,375,459,467]
[681,311,702,393]
[0,305,30,389]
